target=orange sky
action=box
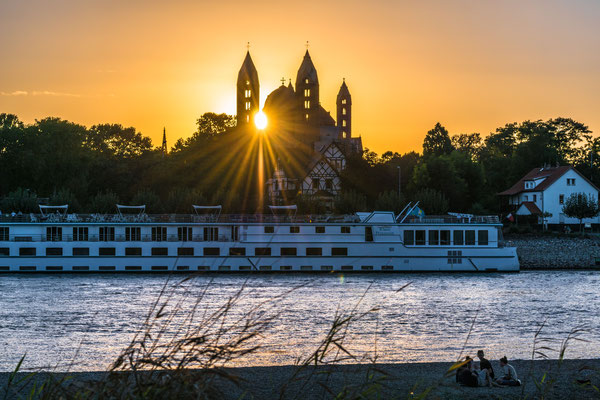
[1,0,599,154]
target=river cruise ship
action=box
[0,204,519,273]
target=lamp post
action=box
[397,166,401,197]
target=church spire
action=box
[236,50,260,126]
[161,127,167,157]
[295,49,319,124]
[336,79,352,139]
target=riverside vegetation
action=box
[1,275,598,399]
[1,112,598,215]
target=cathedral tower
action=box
[236,51,260,126]
[295,50,319,124]
[336,79,352,139]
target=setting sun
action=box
[254,110,267,130]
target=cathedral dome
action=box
[264,84,296,110]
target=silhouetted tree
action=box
[423,122,454,157]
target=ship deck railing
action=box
[0,213,500,225]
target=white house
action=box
[499,166,599,225]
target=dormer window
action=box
[524,181,534,189]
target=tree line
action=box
[0,112,598,215]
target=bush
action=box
[88,191,120,214]
[334,190,367,214]
[413,188,449,214]
[0,188,39,213]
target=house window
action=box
[152,227,167,242]
[304,89,310,97]
[325,179,333,190]
[125,227,141,241]
[73,227,88,241]
[178,227,192,241]
[567,178,576,186]
[559,194,565,205]
[312,178,320,189]
[533,194,537,202]
[304,100,310,109]
[524,195,528,201]
[99,227,115,241]
[46,227,62,242]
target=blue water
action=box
[0,271,598,371]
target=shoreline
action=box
[2,359,598,399]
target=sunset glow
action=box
[254,111,268,130]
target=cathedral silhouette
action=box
[235,48,363,207]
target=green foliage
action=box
[88,191,120,214]
[374,190,404,213]
[296,194,328,214]
[0,188,39,213]
[413,188,449,214]
[562,193,599,231]
[132,189,162,213]
[423,122,454,157]
[49,188,81,212]
[334,190,367,214]
[164,188,207,214]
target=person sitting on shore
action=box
[472,361,494,387]
[495,356,521,386]
[456,356,478,387]
[477,350,495,380]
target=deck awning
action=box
[116,204,146,216]
[39,204,69,217]
[268,205,297,216]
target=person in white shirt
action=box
[495,356,521,386]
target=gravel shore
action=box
[2,359,599,399]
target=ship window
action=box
[290,226,300,233]
[19,248,36,256]
[259,265,272,271]
[72,266,89,271]
[125,227,141,241]
[218,265,231,271]
[321,265,333,271]
[341,265,353,271]
[280,265,292,271]
[73,247,89,256]
[178,227,192,241]
[428,230,439,246]
[46,266,62,271]
[281,247,297,256]
[465,230,476,245]
[99,247,116,256]
[99,266,115,271]
[365,227,373,242]
[361,265,373,271]
[73,227,88,241]
[264,226,274,234]
[196,265,209,271]
[0,248,9,256]
[404,230,414,245]
[125,266,142,271]
[152,227,167,242]
[46,227,62,241]
[19,266,36,271]
[125,247,142,256]
[46,247,63,256]
[315,226,325,234]
[179,247,196,256]
[478,230,489,246]
[415,230,426,245]
[255,247,271,256]
[382,265,394,271]
[332,247,347,256]
[239,265,251,271]
[301,265,312,271]
[152,247,168,256]
[440,230,450,245]
[453,230,464,245]
[0,227,9,241]
[176,265,189,271]
[203,227,219,241]
[306,248,322,256]
[99,227,115,241]
[229,247,246,256]
[151,266,168,271]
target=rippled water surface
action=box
[0,271,598,371]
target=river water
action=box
[0,271,598,371]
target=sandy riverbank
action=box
[2,359,599,399]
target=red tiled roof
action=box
[498,166,574,195]
[518,201,542,215]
